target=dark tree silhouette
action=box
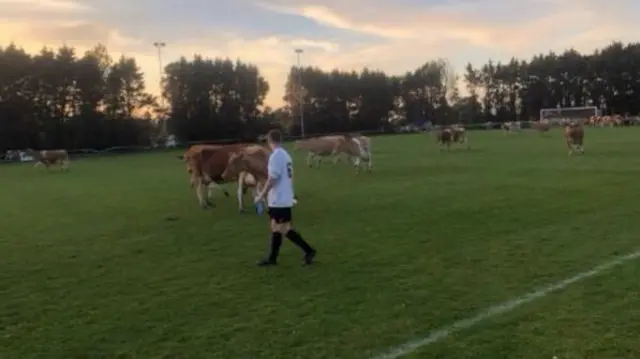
[2,41,640,153]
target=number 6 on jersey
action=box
[286,162,293,178]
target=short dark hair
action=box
[266,129,282,143]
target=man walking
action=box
[254,130,316,266]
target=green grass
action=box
[2,128,640,359]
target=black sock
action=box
[286,229,314,254]
[269,232,282,261]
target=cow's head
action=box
[184,154,201,188]
[221,152,246,181]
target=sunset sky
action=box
[1,0,637,107]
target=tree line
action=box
[1,41,639,151]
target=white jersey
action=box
[267,146,295,208]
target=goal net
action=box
[539,106,598,124]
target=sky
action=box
[1,0,638,108]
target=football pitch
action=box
[2,128,640,359]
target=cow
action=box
[451,125,469,149]
[219,145,272,212]
[293,135,361,169]
[437,126,468,150]
[611,115,623,126]
[179,144,224,161]
[588,115,620,127]
[184,143,256,208]
[182,144,234,197]
[531,119,551,132]
[564,121,584,155]
[26,149,70,171]
[348,134,373,173]
[220,147,272,212]
[436,128,453,150]
[503,121,521,134]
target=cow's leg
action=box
[252,183,267,214]
[250,186,266,214]
[366,155,372,172]
[206,182,228,207]
[566,140,574,156]
[237,177,246,212]
[332,151,341,165]
[206,179,229,198]
[306,152,314,167]
[353,156,360,174]
[196,182,209,208]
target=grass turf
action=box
[1,128,640,359]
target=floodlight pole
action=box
[153,42,166,106]
[295,48,305,138]
[153,42,167,134]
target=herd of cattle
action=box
[179,133,373,210]
[20,119,588,211]
[503,119,584,154]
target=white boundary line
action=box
[370,249,640,359]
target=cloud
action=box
[1,20,142,54]
[0,0,90,13]
[258,3,414,39]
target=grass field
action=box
[2,128,640,359]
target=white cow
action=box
[349,134,373,173]
[502,121,521,134]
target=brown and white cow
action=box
[502,121,521,134]
[294,135,362,169]
[588,115,621,127]
[451,125,469,149]
[182,144,238,192]
[348,134,373,173]
[183,143,259,208]
[437,126,468,150]
[436,128,453,150]
[26,149,70,171]
[564,121,584,155]
[220,146,272,212]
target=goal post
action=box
[539,106,599,123]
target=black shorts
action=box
[268,207,292,223]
